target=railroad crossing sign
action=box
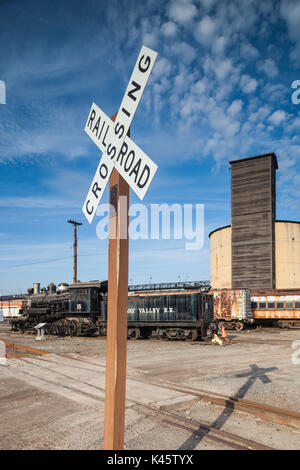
[82,45,158,224]
[82,45,158,451]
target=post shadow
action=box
[178,363,278,450]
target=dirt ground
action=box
[0,321,300,450]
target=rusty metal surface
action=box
[4,341,49,357]
[252,289,300,296]
[212,288,251,321]
[252,292,300,319]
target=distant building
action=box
[0,297,25,319]
[209,153,300,290]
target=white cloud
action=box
[257,58,279,78]
[194,15,218,45]
[151,57,172,81]
[280,0,300,63]
[198,0,216,10]
[212,35,227,56]
[215,58,233,81]
[240,42,259,60]
[168,0,198,25]
[268,110,287,126]
[240,74,258,94]
[249,105,271,124]
[228,99,243,116]
[161,21,178,37]
[169,41,196,64]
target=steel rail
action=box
[50,353,300,430]
[5,342,300,430]
[133,402,273,450]
[6,353,271,450]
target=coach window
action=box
[267,302,275,309]
[259,302,266,309]
[286,301,293,309]
[295,301,300,309]
[251,301,257,309]
[277,301,284,309]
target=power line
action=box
[0,253,98,270]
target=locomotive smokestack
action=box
[33,283,40,294]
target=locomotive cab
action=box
[68,281,108,316]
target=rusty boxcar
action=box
[211,288,253,330]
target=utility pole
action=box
[68,220,82,284]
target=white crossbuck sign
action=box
[82,45,158,224]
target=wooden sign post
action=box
[82,46,158,450]
[104,167,129,449]
[104,115,130,450]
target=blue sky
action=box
[0,0,300,293]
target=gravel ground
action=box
[0,321,300,450]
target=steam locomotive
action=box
[11,281,216,340]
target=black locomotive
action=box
[11,280,216,340]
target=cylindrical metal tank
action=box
[209,226,231,289]
[275,221,300,289]
[33,283,40,294]
[209,221,300,290]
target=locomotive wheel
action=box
[128,328,140,340]
[56,320,66,336]
[235,322,244,331]
[69,320,78,337]
[157,328,165,340]
[191,330,198,341]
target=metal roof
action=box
[229,152,278,169]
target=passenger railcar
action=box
[251,289,300,328]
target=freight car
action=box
[211,288,253,330]
[251,289,300,328]
[212,288,300,329]
[11,281,216,340]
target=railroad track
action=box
[131,402,273,450]
[4,345,272,450]
[4,341,49,359]
[50,352,300,431]
[4,342,300,446]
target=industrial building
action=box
[209,153,300,290]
